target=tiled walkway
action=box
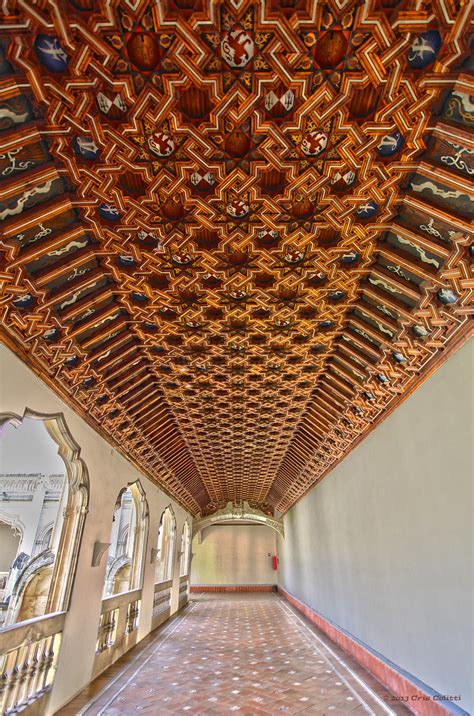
[59,595,410,715]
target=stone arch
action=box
[35,522,54,554]
[118,524,130,556]
[164,504,177,530]
[155,504,177,583]
[127,480,149,591]
[0,408,89,625]
[165,505,177,576]
[10,551,55,622]
[104,479,149,596]
[192,501,285,540]
[105,554,132,595]
[179,520,191,577]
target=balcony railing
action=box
[93,589,142,679]
[0,611,66,715]
[178,575,189,610]
[151,580,172,631]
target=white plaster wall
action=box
[277,339,474,713]
[0,344,192,713]
[191,524,277,585]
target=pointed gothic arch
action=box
[103,479,149,597]
[155,505,177,584]
[0,408,89,625]
[179,520,191,577]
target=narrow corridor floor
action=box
[60,595,411,716]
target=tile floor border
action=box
[278,587,468,716]
[277,599,396,716]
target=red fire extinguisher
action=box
[272,555,278,571]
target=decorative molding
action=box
[0,408,90,621]
[193,501,285,539]
[0,510,25,539]
[0,474,64,495]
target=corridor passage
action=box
[60,595,410,716]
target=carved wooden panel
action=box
[0,0,472,515]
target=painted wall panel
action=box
[278,339,473,713]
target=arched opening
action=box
[151,506,177,629]
[155,506,176,584]
[34,524,54,556]
[0,411,89,627]
[94,481,149,674]
[103,481,149,598]
[0,523,21,609]
[179,521,191,577]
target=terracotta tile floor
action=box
[58,595,411,716]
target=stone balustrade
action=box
[178,576,189,610]
[151,580,172,631]
[0,611,66,715]
[92,588,142,680]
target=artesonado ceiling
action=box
[0,0,472,516]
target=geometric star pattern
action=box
[0,0,472,516]
[58,594,413,715]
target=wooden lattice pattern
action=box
[0,0,472,516]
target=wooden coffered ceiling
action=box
[0,0,472,516]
